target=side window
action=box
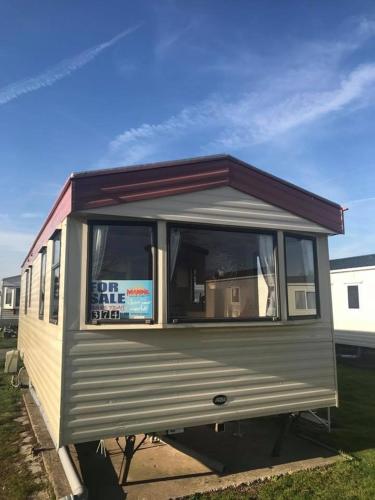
[24,270,29,315]
[50,231,61,324]
[88,222,155,323]
[28,266,33,308]
[285,235,319,318]
[4,288,14,308]
[347,285,359,309]
[15,288,20,308]
[39,248,47,319]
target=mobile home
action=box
[18,155,344,449]
[331,254,375,349]
[0,274,21,329]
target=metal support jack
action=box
[116,434,149,484]
[96,439,107,457]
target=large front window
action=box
[168,224,278,322]
[285,234,318,318]
[88,222,155,323]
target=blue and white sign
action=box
[90,280,153,320]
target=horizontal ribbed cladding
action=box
[61,323,337,445]
[82,187,331,233]
[335,330,375,349]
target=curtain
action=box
[300,239,315,282]
[258,235,276,317]
[92,226,109,280]
[169,228,181,278]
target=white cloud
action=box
[0,24,141,106]
[104,62,375,165]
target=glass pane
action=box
[39,251,47,319]
[5,289,13,306]
[295,291,306,309]
[89,224,154,321]
[285,236,317,316]
[15,288,20,307]
[168,226,277,321]
[52,233,61,266]
[24,271,29,314]
[347,285,359,309]
[50,267,60,321]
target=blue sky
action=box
[1,0,375,277]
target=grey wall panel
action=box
[61,322,337,445]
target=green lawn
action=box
[0,340,46,500]
[0,334,17,350]
[189,362,375,500]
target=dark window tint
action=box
[39,249,47,319]
[285,235,318,317]
[15,288,20,307]
[5,289,13,306]
[50,232,61,323]
[24,270,29,314]
[168,225,278,322]
[89,223,155,322]
[28,266,33,307]
[348,285,359,309]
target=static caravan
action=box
[0,274,21,328]
[331,254,375,349]
[18,154,344,449]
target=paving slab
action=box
[74,417,343,500]
[23,391,72,499]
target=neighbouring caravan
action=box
[17,155,344,449]
[331,254,375,349]
[0,275,21,329]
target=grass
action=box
[0,344,46,500]
[0,334,17,350]
[188,361,375,500]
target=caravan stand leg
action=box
[118,434,149,485]
[271,413,295,457]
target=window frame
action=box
[39,247,47,320]
[49,230,61,325]
[86,220,158,325]
[284,232,320,320]
[3,287,14,309]
[24,269,29,315]
[166,222,280,324]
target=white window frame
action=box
[3,287,14,309]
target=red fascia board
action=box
[21,155,344,269]
[21,179,73,270]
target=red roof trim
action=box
[21,155,344,270]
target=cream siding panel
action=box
[61,323,336,445]
[18,221,67,445]
[82,186,331,233]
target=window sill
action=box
[78,317,327,331]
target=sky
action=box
[1,0,375,278]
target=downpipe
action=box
[58,446,87,499]
[28,385,87,499]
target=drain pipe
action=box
[58,446,87,499]
[28,385,86,499]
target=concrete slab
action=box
[23,391,72,499]
[74,417,343,500]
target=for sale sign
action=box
[90,280,153,320]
